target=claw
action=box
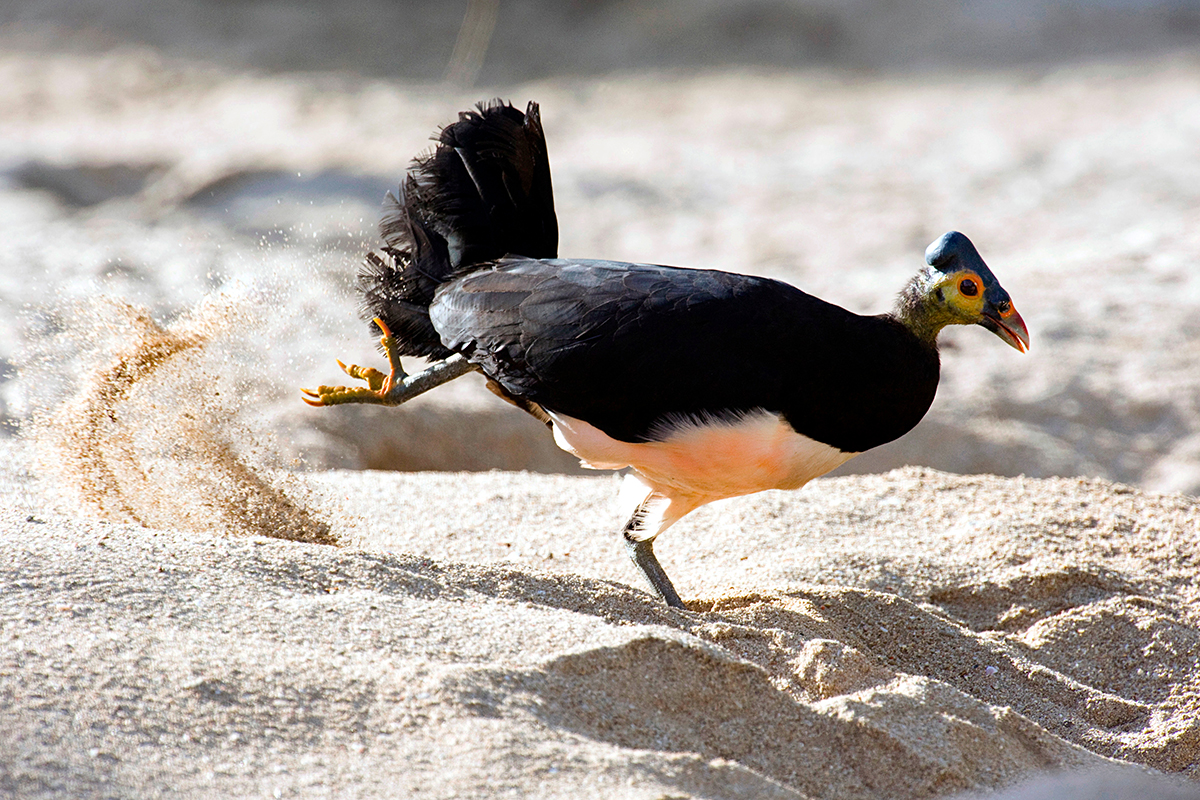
[337,360,389,392]
[301,317,411,406]
[301,383,396,407]
[300,319,412,407]
[373,317,406,382]
[303,319,479,408]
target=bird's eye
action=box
[959,278,979,297]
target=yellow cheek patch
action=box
[946,270,986,313]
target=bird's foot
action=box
[302,318,480,408]
[302,317,408,407]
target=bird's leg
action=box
[302,317,479,407]
[622,500,684,609]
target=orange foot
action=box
[302,317,408,407]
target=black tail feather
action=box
[359,99,558,358]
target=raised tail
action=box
[359,99,558,359]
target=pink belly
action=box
[548,409,858,502]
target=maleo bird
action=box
[304,100,1029,608]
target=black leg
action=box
[622,504,684,608]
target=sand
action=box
[4,426,1200,798]
[5,293,1200,799]
[2,30,1200,800]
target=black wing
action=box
[430,258,939,451]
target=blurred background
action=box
[5,0,1200,76]
[2,0,1200,493]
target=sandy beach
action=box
[2,6,1200,796]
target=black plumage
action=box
[312,98,1029,608]
[430,258,939,453]
[360,101,556,360]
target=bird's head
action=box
[897,231,1029,352]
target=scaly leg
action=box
[622,500,684,608]
[302,317,479,407]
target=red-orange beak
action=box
[980,302,1030,353]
